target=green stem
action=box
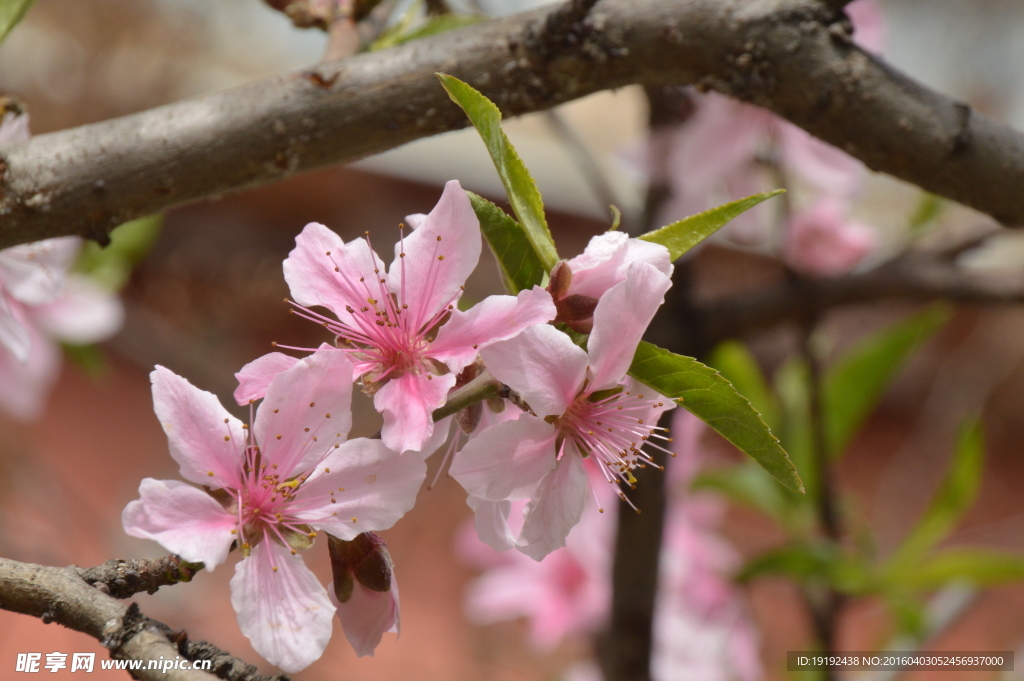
[431,372,502,422]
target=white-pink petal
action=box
[429,286,556,374]
[255,345,354,477]
[587,261,672,391]
[0,319,60,420]
[565,231,673,300]
[292,438,426,540]
[121,478,236,570]
[150,366,245,489]
[0,237,81,307]
[230,541,335,673]
[467,497,516,552]
[387,180,480,331]
[233,351,301,406]
[329,577,400,657]
[374,370,456,454]
[449,415,558,502]
[32,275,123,344]
[516,447,590,561]
[0,295,31,363]
[283,221,387,326]
[480,323,588,417]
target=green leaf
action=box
[909,192,943,234]
[775,357,816,500]
[62,343,106,377]
[0,0,34,44]
[823,304,950,458]
[708,340,780,432]
[438,74,559,271]
[908,549,1024,589]
[638,190,784,261]
[628,341,803,493]
[369,13,484,51]
[738,543,836,583]
[887,417,985,575]
[75,215,162,291]
[468,192,545,294]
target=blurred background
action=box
[2,0,1024,679]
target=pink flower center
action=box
[555,388,673,503]
[289,233,462,387]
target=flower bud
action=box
[327,532,401,657]
[546,260,574,300]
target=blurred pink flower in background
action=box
[784,197,878,277]
[643,0,883,264]
[459,409,762,681]
[0,111,124,419]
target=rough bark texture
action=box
[0,557,287,681]
[78,556,204,599]
[1,0,1023,248]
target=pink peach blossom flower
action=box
[784,197,878,277]
[0,112,124,419]
[450,261,674,560]
[281,180,555,454]
[122,350,426,671]
[562,231,673,300]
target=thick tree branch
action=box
[0,556,286,681]
[1,0,1023,247]
[693,255,1024,345]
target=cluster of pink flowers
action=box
[0,112,124,420]
[125,179,681,671]
[459,410,763,681]
[648,0,884,277]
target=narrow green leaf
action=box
[628,341,803,493]
[709,340,780,432]
[0,0,34,44]
[468,192,544,294]
[369,13,484,51]
[887,418,985,575]
[62,343,106,377]
[824,304,950,457]
[908,549,1024,589]
[75,215,163,291]
[638,190,784,261]
[438,74,559,271]
[738,543,836,583]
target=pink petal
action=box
[0,111,31,147]
[374,370,456,454]
[0,296,31,363]
[230,541,335,673]
[404,213,427,230]
[449,415,558,501]
[0,237,81,306]
[784,197,877,277]
[467,497,516,552]
[479,324,588,417]
[121,478,236,570]
[283,222,387,326]
[233,352,301,406]
[429,286,556,374]
[150,366,245,489]
[587,261,673,391]
[387,180,480,332]
[0,319,60,420]
[290,437,427,539]
[566,232,674,300]
[329,577,400,658]
[516,447,590,560]
[414,415,452,460]
[777,124,865,198]
[31,275,123,344]
[848,0,885,53]
[255,345,354,477]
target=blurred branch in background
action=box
[4,0,1024,247]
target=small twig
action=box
[78,556,203,599]
[544,110,626,227]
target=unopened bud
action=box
[546,261,573,299]
[328,532,394,605]
[557,294,599,322]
